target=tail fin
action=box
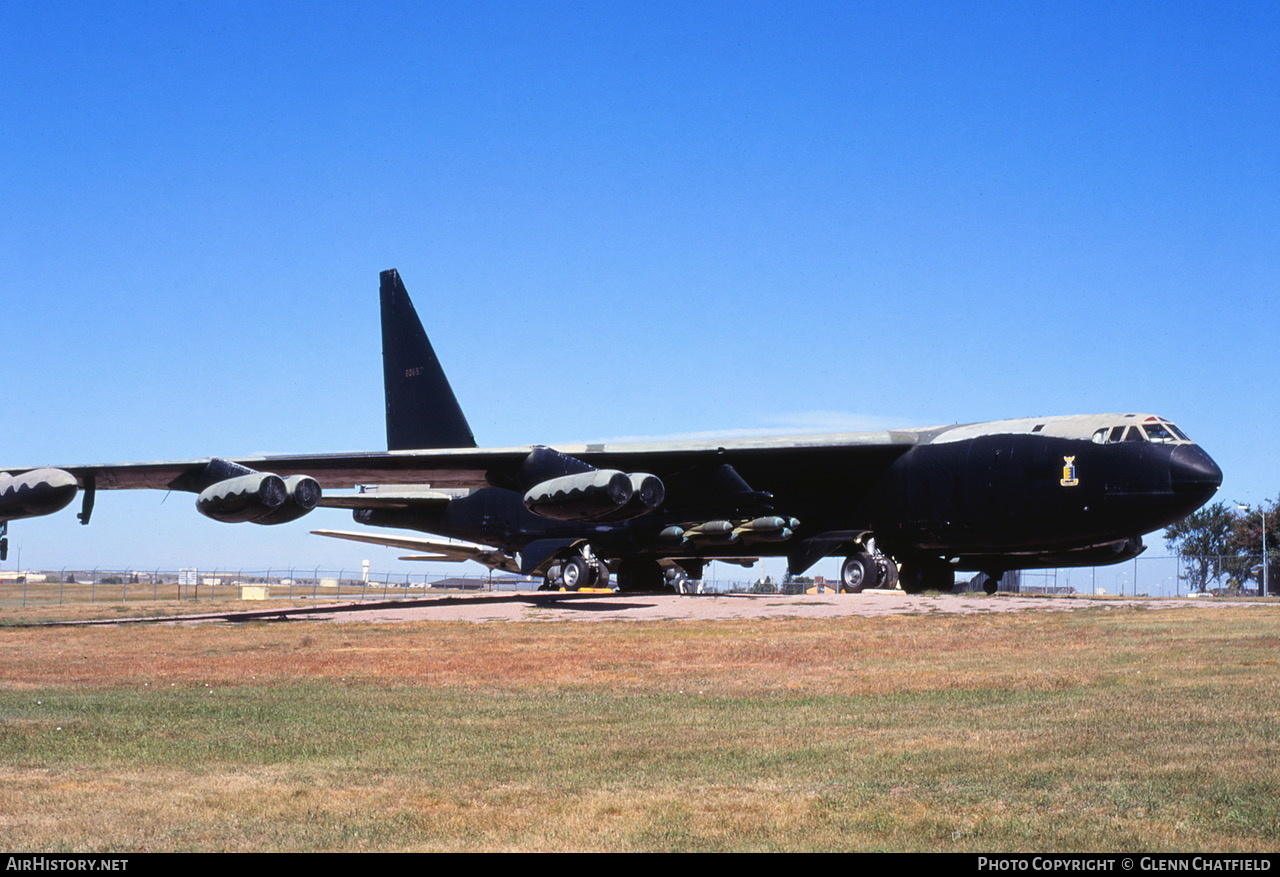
[380,269,477,450]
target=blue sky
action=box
[2,1,1276,580]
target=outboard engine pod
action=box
[197,473,288,524]
[251,475,323,525]
[0,468,78,522]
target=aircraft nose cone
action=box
[1169,444,1222,497]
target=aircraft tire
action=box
[543,563,563,590]
[593,559,611,589]
[878,557,899,590]
[899,558,952,594]
[616,557,665,592]
[561,555,589,591]
[983,574,1000,595]
[840,553,876,593]
[898,561,926,594]
[926,558,955,593]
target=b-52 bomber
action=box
[0,270,1222,594]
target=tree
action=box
[1227,496,1280,596]
[1164,501,1237,592]
[1165,497,1280,595]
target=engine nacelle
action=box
[251,475,322,525]
[0,468,78,522]
[197,473,287,523]
[197,472,322,525]
[523,470,664,522]
[592,473,666,522]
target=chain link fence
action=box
[0,567,521,610]
[1,554,1272,609]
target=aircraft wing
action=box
[0,431,918,537]
[311,528,521,573]
[9,431,918,494]
[18,448,525,493]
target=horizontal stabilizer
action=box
[311,528,519,573]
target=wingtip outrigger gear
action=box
[77,473,96,525]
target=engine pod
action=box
[0,469,78,522]
[523,470,634,521]
[196,473,288,524]
[251,475,323,525]
[590,473,666,522]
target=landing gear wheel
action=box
[840,553,877,593]
[899,562,926,594]
[616,557,665,592]
[593,559,611,589]
[542,562,563,590]
[878,557,899,590]
[899,558,953,594]
[560,555,589,591]
[983,573,1001,595]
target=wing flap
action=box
[318,489,456,510]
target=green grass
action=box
[1,607,1278,851]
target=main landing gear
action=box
[897,557,955,594]
[543,548,610,591]
[543,547,703,594]
[838,548,899,593]
[614,557,664,591]
[839,552,877,593]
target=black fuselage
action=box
[355,430,1221,575]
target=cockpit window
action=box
[1095,418,1192,444]
[1142,423,1178,443]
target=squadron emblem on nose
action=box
[1060,456,1079,487]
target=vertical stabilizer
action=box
[380,269,477,450]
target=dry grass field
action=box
[1,601,1277,851]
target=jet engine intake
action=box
[251,475,323,525]
[196,472,322,524]
[592,473,666,522]
[523,470,664,522]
